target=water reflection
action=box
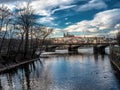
[0,53,120,90]
[94,54,98,61]
[0,79,3,90]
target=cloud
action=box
[92,9,120,28]
[0,0,23,3]
[39,17,55,23]
[1,0,120,37]
[38,16,57,27]
[0,0,74,16]
[51,5,76,14]
[0,0,29,10]
[29,0,74,16]
[63,9,120,36]
[30,0,75,26]
[65,22,72,25]
[0,0,76,27]
[77,0,107,11]
[109,30,119,35]
[0,0,108,29]
[0,0,75,27]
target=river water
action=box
[0,49,120,90]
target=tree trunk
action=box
[0,22,9,54]
[14,33,24,61]
[24,28,29,58]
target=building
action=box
[63,32,74,37]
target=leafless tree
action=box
[15,2,37,58]
[33,26,53,56]
[0,2,53,62]
[0,4,11,31]
[0,5,12,54]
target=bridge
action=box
[38,36,117,54]
[43,41,117,54]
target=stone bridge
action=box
[43,42,117,54]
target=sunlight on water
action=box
[0,50,120,90]
[78,47,93,54]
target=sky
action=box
[0,0,120,37]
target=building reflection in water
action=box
[94,54,98,61]
[101,54,105,61]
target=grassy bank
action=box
[0,58,40,73]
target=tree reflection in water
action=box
[0,59,54,90]
[0,79,3,90]
[0,54,120,90]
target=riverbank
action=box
[110,45,120,72]
[0,58,40,73]
[111,60,120,72]
[0,51,89,73]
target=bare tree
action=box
[0,4,11,31]
[34,26,53,56]
[13,25,26,60]
[15,2,37,58]
[0,2,53,62]
[0,5,12,54]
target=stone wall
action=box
[110,45,120,71]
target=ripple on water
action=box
[0,53,120,90]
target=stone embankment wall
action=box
[110,45,120,71]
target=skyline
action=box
[0,0,120,37]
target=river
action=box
[0,49,120,90]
